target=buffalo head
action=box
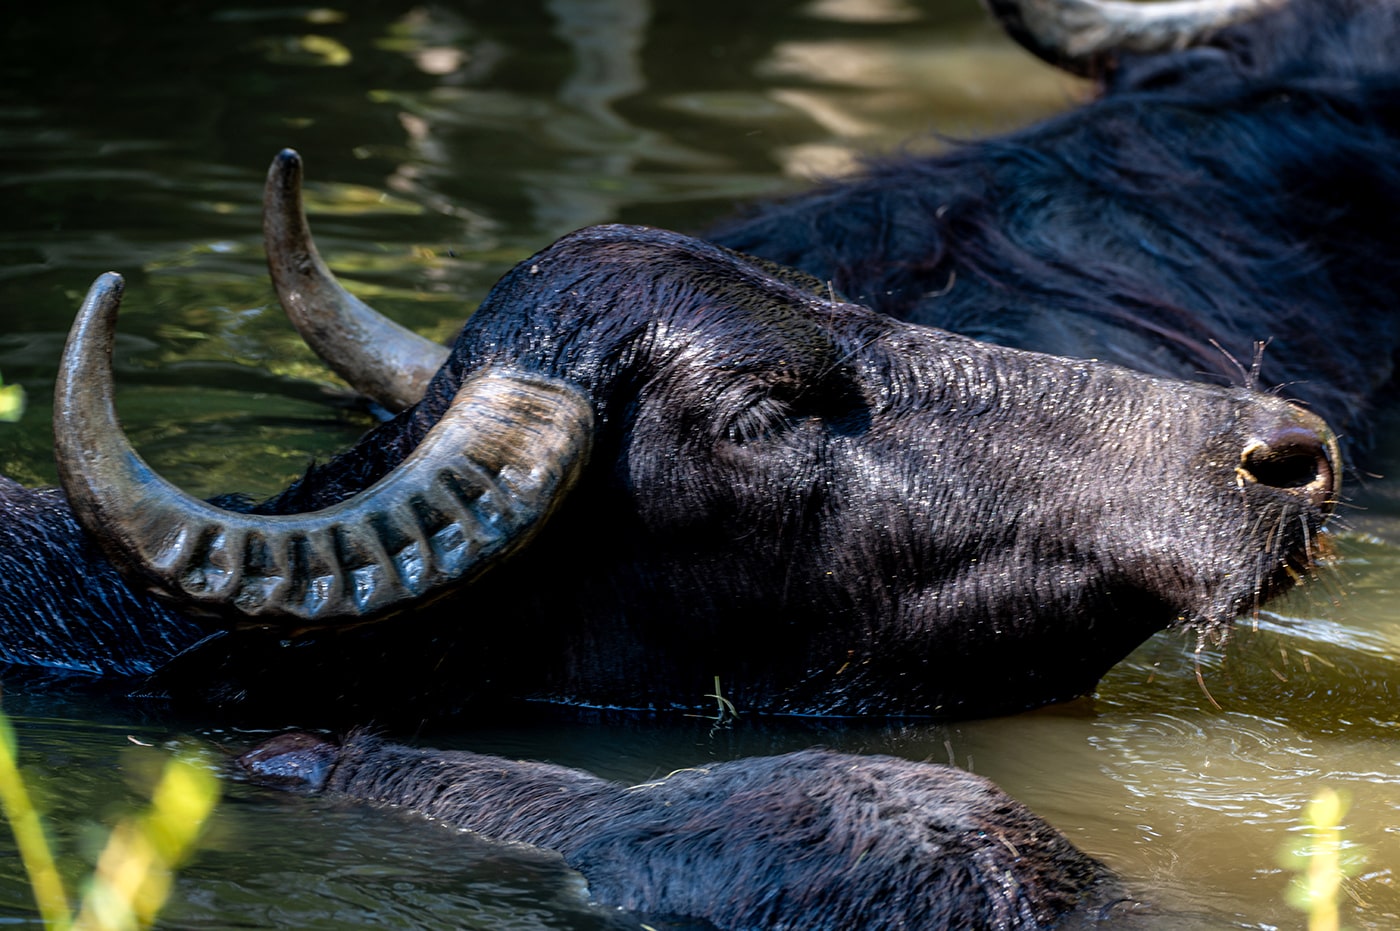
[27,149,1339,721]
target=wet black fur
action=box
[239,732,1117,931]
[709,0,1400,448]
[0,477,199,677]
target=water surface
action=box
[2,1,1398,927]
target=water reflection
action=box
[2,0,1399,928]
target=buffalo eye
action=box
[722,369,866,448]
[726,390,795,446]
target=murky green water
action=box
[2,1,1398,927]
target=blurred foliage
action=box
[1281,788,1365,931]
[0,371,23,423]
[0,708,218,930]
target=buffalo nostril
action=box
[1237,416,1340,511]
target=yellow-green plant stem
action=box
[1284,787,1355,931]
[0,713,74,928]
[72,758,218,931]
[1303,788,1342,931]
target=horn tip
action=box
[268,149,304,193]
[87,272,125,304]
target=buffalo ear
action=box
[264,148,449,412]
[236,729,342,790]
[55,273,593,627]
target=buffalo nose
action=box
[1238,406,1341,513]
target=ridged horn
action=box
[54,273,592,626]
[264,148,451,413]
[981,0,1283,77]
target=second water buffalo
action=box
[238,731,1118,931]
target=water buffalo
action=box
[238,732,1119,930]
[0,0,1376,725]
[1,154,1336,723]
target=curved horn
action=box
[264,149,451,412]
[55,273,591,626]
[981,0,1282,77]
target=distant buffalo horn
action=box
[54,273,592,625]
[264,148,450,413]
[982,0,1282,76]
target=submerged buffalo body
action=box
[239,732,1117,930]
[0,0,1385,723]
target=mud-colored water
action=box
[2,1,1397,927]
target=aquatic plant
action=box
[1283,787,1365,931]
[0,710,218,930]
